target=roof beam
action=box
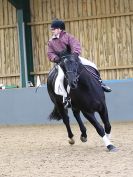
[8,0,23,9]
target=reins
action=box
[83,65,100,81]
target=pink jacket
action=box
[47,31,81,62]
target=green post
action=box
[23,0,34,85]
[17,9,28,87]
[8,0,34,87]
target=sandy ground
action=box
[0,121,133,177]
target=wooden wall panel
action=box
[0,0,20,86]
[29,0,133,82]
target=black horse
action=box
[47,54,117,152]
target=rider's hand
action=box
[73,53,79,57]
[54,56,61,64]
[73,53,79,60]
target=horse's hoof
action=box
[68,138,75,145]
[80,136,87,142]
[107,145,118,152]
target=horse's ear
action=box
[73,53,79,58]
[73,53,80,62]
[64,58,67,63]
[60,55,68,63]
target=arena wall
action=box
[0,79,133,125]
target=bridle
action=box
[59,55,83,83]
[65,70,80,82]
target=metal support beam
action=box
[8,0,34,87]
[17,10,28,87]
[8,0,23,9]
[23,1,34,85]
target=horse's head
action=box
[60,54,80,89]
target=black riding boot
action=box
[99,80,112,92]
[94,69,112,92]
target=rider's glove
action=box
[54,56,61,64]
[73,53,79,60]
[73,53,79,57]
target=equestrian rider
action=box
[47,19,112,106]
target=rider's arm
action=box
[67,33,81,56]
[47,42,60,63]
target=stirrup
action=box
[64,98,71,108]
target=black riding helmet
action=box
[51,19,65,30]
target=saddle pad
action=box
[54,65,67,98]
[79,57,97,69]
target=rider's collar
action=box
[52,33,60,39]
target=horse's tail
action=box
[49,105,63,121]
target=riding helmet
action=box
[51,19,65,30]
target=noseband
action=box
[65,70,80,82]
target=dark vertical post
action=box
[8,0,34,87]
[23,0,34,85]
[17,9,28,87]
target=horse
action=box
[47,54,117,152]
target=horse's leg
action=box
[82,112,116,152]
[72,107,87,142]
[59,105,75,144]
[99,105,111,139]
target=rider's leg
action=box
[79,57,112,92]
[93,67,112,92]
[64,96,71,109]
[64,86,71,108]
[54,65,71,108]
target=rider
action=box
[47,19,112,106]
